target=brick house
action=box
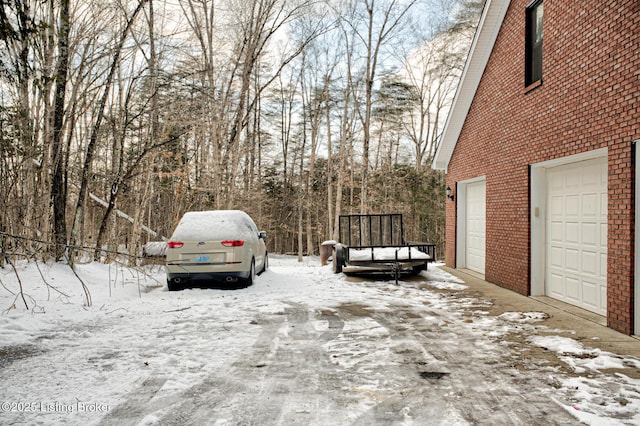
[432,0,639,335]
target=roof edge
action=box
[432,0,511,171]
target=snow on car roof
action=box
[170,210,257,241]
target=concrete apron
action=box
[441,266,640,360]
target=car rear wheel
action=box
[245,259,256,287]
[167,280,182,292]
[258,253,268,275]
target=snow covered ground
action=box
[0,255,639,425]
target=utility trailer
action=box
[330,214,436,281]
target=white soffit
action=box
[432,0,511,171]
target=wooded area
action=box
[0,0,483,265]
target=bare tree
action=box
[339,0,418,213]
[177,0,323,211]
[69,0,150,256]
[400,29,470,170]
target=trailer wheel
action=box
[333,245,344,273]
[412,264,427,274]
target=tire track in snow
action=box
[329,303,466,425]
[98,376,168,426]
[207,302,348,424]
[360,298,579,425]
[120,302,348,425]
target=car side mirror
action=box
[259,231,267,239]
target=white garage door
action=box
[465,181,486,274]
[546,158,607,315]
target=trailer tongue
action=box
[330,214,436,283]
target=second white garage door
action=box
[465,180,486,274]
[546,158,607,315]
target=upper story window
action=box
[525,0,543,86]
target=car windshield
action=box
[170,210,256,241]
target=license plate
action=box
[195,255,210,263]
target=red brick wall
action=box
[446,0,640,334]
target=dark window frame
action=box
[525,0,543,87]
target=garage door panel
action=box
[550,247,563,267]
[566,170,580,189]
[550,222,563,242]
[581,251,597,275]
[468,236,481,251]
[565,249,579,271]
[583,170,599,187]
[467,254,485,273]
[545,157,607,316]
[566,195,580,216]
[549,173,563,191]
[581,223,598,246]
[549,273,564,297]
[566,276,580,302]
[582,280,598,310]
[566,222,579,243]
[550,196,563,216]
[582,194,598,217]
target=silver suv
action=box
[166,210,268,290]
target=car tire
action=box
[258,253,268,275]
[167,280,181,291]
[245,259,256,287]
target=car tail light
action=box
[167,241,184,249]
[221,240,244,247]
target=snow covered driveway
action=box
[1,256,639,425]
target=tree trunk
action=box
[50,0,70,260]
[325,76,334,242]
